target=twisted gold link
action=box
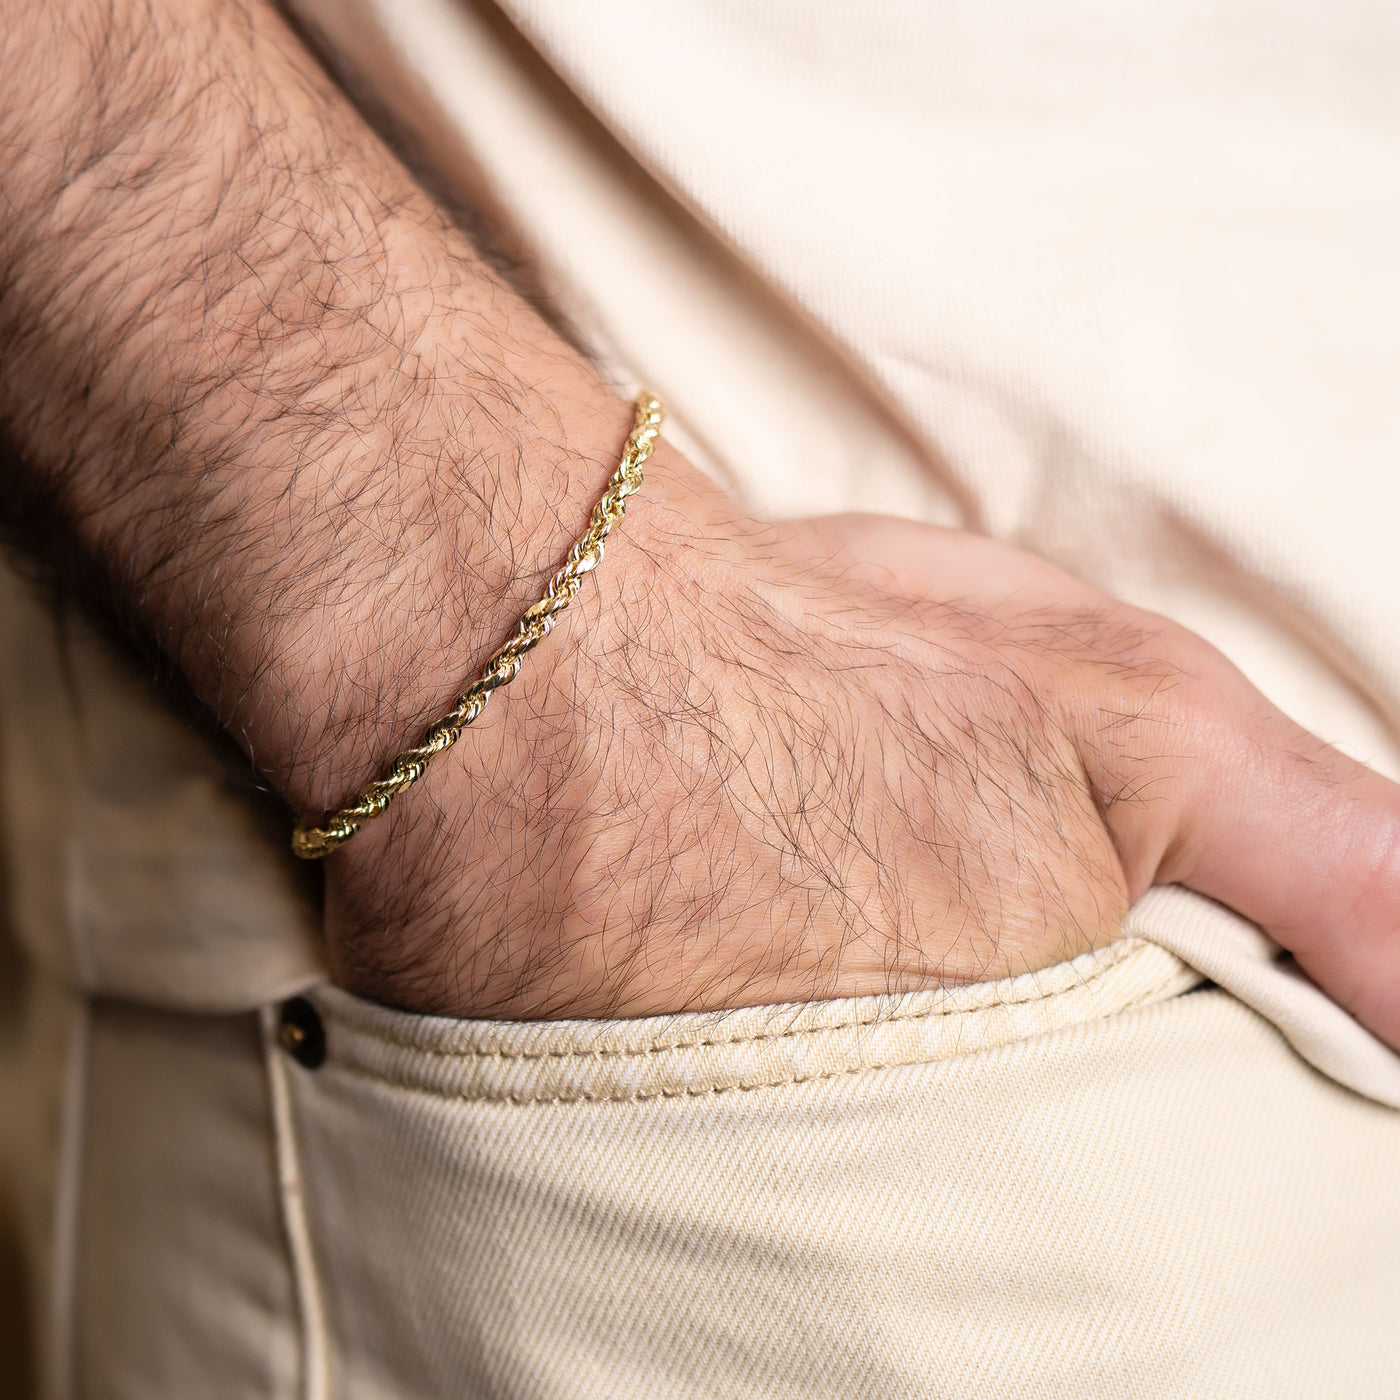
[291,391,664,859]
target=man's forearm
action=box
[0,0,661,813]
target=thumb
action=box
[1087,638,1400,1050]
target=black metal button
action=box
[278,996,326,1069]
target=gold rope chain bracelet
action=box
[290,391,664,860]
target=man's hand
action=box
[1,0,1396,1042]
[321,460,1400,1042]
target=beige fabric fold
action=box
[1127,886,1400,1109]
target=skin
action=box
[0,0,1397,1040]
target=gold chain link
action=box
[291,391,664,859]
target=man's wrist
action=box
[265,386,691,823]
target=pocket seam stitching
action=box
[320,939,1149,1062]
[320,953,1191,1102]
